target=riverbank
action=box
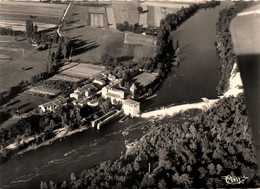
[5,125,90,157]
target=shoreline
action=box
[5,125,90,158]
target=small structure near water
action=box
[122,99,140,117]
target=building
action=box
[102,86,125,104]
[130,83,137,99]
[87,99,99,107]
[38,97,66,113]
[108,74,116,81]
[70,91,83,100]
[93,78,106,86]
[78,98,90,107]
[122,99,140,117]
[84,84,98,97]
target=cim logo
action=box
[222,175,248,185]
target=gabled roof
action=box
[123,99,140,106]
[130,83,137,90]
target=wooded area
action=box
[215,1,257,95]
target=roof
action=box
[78,98,90,104]
[133,72,158,87]
[73,92,82,96]
[106,92,122,99]
[123,99,140,106]
[130,83,137,90]
[39,99,60,107]
[88,99,99,104]
[83,84,97,91]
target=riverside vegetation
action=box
[215,1,257,95]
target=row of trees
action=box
[44,94,258,188]
[0,27,26,36]
[116,21,144,34]
[215,1,256,95]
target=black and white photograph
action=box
[0,0,259,188]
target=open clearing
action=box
[0,94,48,114]
[0,38,50,93]
[0,36,32,65]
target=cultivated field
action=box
[64,4,108,27]
[0,20,56,32]
[140,1,192,27]
[59,63,105,78]
[48,74,83,83]
[26,86,61,96]
[106,7,116,29]
[62,2,158,64]
[111,1,140,25]
[0,1,66,25]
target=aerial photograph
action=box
[0,0,259,188]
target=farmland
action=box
[59,63,105,78]
[140,1,192,27]
[111,1,139,25]
[63,3,134,63]
[0,1,66,25]
[26,86,61,97]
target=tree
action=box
[137,6,143,14]
[26,20,33,37]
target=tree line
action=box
[215,1,257,95]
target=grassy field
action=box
[133,46,156,62]
[0,36,32,65]
[0,1,66,25]
[0,39,50,93]
[0,94,48,115]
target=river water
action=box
[0,3,230,188]
[144,3,232,110]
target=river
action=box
[143,3,232,110]
[0,2,230,188]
